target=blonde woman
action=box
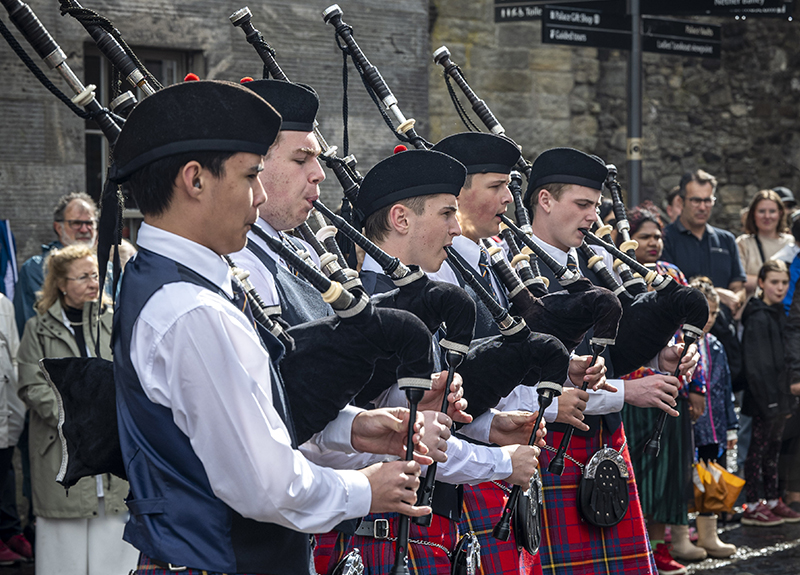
[17,244,137,575]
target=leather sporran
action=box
[513,468,543,554]
[577,447,629,528]
[451,532,481,575]
[330,549,364,575]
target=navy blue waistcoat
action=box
[114,248,312,574]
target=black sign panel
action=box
[496,0,791,21]
[642,18,721,58]
[542,5,631,48]
[641,0,788,15]
[495,0,625,22]
[542,6,721,58]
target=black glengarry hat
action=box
[110,80,281,182]
[242,79,318,132]
[523,147,608,207]
[432,132,520,175]
[356,150,467,220]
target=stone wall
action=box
[0,0,430,261]
[429,0,800,233]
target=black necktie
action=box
[566,251,579,275]
[232,277,295,445]
[478,247,500,302]
[231,277,257,330]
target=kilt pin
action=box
[529,424,656,575]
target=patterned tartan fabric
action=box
[134,553,270,575]
[536,425,657,575]
[332,512,458,574]
[520,546,543,575]
[314,531,345,575]
[458,483,522,574]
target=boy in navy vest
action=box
[110,80,438,575]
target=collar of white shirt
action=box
[360,252,382,274]
[528,231,579,270]
[135,222,233,298]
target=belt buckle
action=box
[373,518,390,539]
[167,564,187,572]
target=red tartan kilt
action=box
[535,424,656,575]
[333,512,456,574]
[314,530,344,575]
[458,482,521,574]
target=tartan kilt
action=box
[520,547,543,575]
[314,530,347,575]
[458,483,521,574]
[535,424,657,575]
[332,512,457,574]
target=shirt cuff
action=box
[335,468,373,519]
[544,397,559,423]
[458,408,494,444]
[313,405,363,453]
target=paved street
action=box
[1,518,799,575]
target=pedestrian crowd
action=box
[1,158,800,575]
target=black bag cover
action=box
[283,303,434,444]
[355,270,476,406]
[610,282,709,377]
[508,283,622,353]
[457,329,570,420]
[40,357,126,488]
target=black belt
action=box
[148,558,188,572]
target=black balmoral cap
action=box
[432,132,521,175]
[111,80,281,182]
[242,79,318,132]
[523,147,608,207]
[356,150,467,220]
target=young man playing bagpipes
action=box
[521,147,699,575]
[325,147,549,573]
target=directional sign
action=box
[542,5,721,58]
[642,18,722,58]
[495,0,792,22]
[640,0,789,15]
[542,5,630,49]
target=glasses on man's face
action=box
[65,272,100,283]
[57,219,97,230]
[686,196,716,206]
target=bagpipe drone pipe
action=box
[580,228,708,379]
[442,249,568,546]
[247,225,438,445]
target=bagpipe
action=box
[442,246,568,550]
[428,53,709,456]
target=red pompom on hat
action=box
[393,144,408,154]
[183,73,200,82]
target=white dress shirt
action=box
[130,223,371,533]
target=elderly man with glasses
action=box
[662,169,746,313]
[13,192,98,336]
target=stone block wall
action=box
[0,0,430,261]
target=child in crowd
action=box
[688,277,738,557]
[741,260,800,525]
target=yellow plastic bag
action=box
[708,461,745,512]
[691,460,745,514]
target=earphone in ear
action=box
[194,181,201,189]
